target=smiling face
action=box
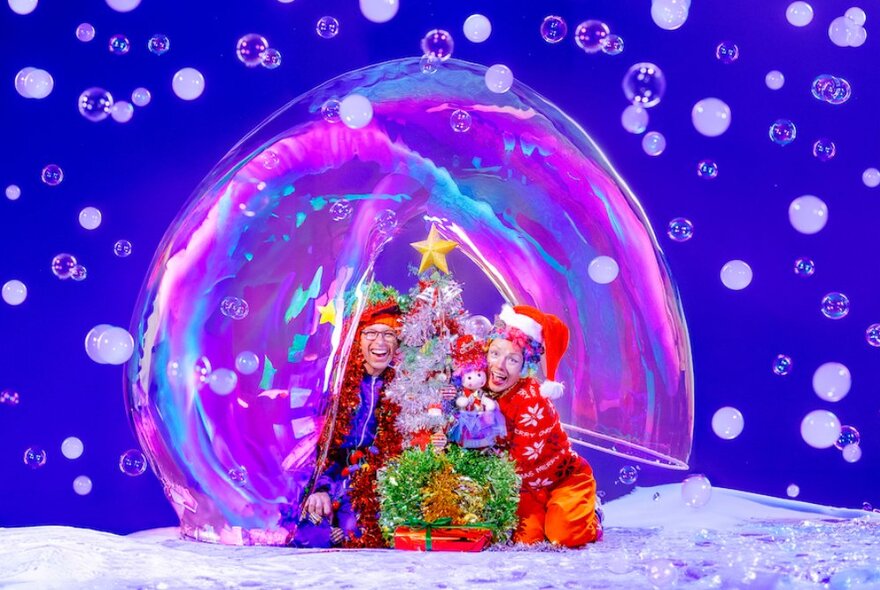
[486,338,524,393]
[360,323,399,376]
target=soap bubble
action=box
[450,109,472,132]
[148,34,170,55]
[667,218,694,242]
[208,369,238,395]
[235,351,260,375]
[835,425,861,450]
[540,15,568,43]
[681,474,712,507]
[316,16,340,39]
[821,292,850,320]
[0,388,20,405]
[720,260,752,290]
[237,34,269,67]
[61,437,84,460]
[17,68,54,99]
[484,64,513,93]
[765,70,785,90]
[618,465,638,485]
[715,41,739,64]
[812,75,851,104]
[51,253,78,279]
[574,20,610,54]
[329,199,352,221]
[863,168,880,188]
[711,407,744,440]
[812,362,851,402]
[464,315,493,339]
[623,62,666,108]
[801,410,842,448]
[601,34,624,55]
[642,131,666,156]
[79,207,102,230]
[71,265,87,281]
[772,354,793,376]
[828,16,857,47]
[692,98,731,137]
[339,94,373,129]
[8,0,38,15]
[646,558,679,587]
[842,444,862,463]
[76,23,95,42]
[374,209,397,233]
[106,0,141,11]
[114,239,133,257]
[463,14,492,43]
[786,2,814,26]
[321,98,341,123]
[119,449,147,476]
[132,87,151,107]
[651,0,689,30]
[6,185,20,200]
[24,447,47,468]
[419,55,440,75]
[588,256,619,284]
[866,324,880,347]
[786,484,800,498]
[73,475,93,495]
[789,195,827,234]
[220,296,250,320]
[846,7,867,26]
[109,34,131,55]
[421,29,454,61]
[794,257,815,277]
[85,324,112,364]
[98,327,135,365]
[78,88,114,122]
[110,101,134,123]
[260,48,282,69]
[621,105,648,134]
[2,280,27,305]
[359,0,399,23]
[769,119,796,146]
[812,138,836,161]
[697,159,718,179]
[172,68,205,100]
[41,164,63,186]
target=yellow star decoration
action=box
[317,300,336,326]
[410,225,459,274]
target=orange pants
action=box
[514,462,602,547]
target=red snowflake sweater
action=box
[496,377,585,491]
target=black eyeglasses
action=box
[361,330,398,342]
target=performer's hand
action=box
[305,492,332,518]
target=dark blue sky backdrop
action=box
[1,0,876,534]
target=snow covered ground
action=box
[2,484,879,590]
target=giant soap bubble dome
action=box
[124,57,694,546]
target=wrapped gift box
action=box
[393,525,493,552]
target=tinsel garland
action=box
[377,445,521,544]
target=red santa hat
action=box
[498,304,570,400]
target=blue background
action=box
[1,0,876,535]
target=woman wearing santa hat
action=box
[485,304,602,547]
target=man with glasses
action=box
[292,284,404,548]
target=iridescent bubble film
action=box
[574,20,610,54]
[260,48,282,69]
[793,257,815,277]
[772,354,793,376]
[237,34,269,67]
[51,253,78,279]
[114,239,133,257]
[600,34,624,55]
[834,425,860,450]
[125,58,694,544]
[109,34,131,55]
[23,446,47,469]
[866,323,880,347]
[421,29,454,61]
[812,137,837,161]
[618,465,638,485]
[119,449,148,476]
[622,63,666,108]
[148,34,170,55]
[540,15,568,43]
[769,119,796,146]
[41,164,63,186]
[697,159,718,179]
[715,41,739,64]
[667,218,694,242]
[821,292,850,320]
[316,16,340,39]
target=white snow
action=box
[1,485,878,589]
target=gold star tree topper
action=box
[410,225,459,274]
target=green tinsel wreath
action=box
[377,445,521,544]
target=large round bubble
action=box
[125,58,694,545]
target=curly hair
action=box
[487,320,545,378]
